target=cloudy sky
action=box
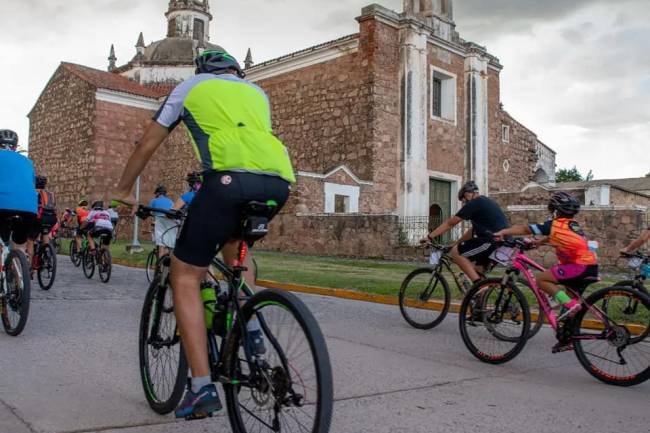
[1,0,648,179]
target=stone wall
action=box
[259,214,400,258]
[610,188,650,207]
[29,67,97,209]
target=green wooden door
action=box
[429,179,452,241]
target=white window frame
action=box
[430,66,457,125]
[324,183,359,214]
[502,124,510,143]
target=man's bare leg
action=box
[450,245,480,282]
[170,256,210,378]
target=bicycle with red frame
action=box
[458,237,650,386]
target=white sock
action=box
[191,375,211,393]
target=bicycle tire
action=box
[37,243,57,291]
[459,281,530,364]
[98,249,112,283]
[398,267,450,330]
[572,286,650,386]
[139,278,188,414]
[1,250,31,336]
[82,248,95,279]
[70,240,81,267]
[224,289,333,433]
[145,250,156,283]
[614,280,649,296]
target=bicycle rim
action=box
[1,250,31,336]
[398,268,450,330]
[459,280,530,364]
[70,241,81,267]
[139,278,187,413]
[146,251,156,282]
[225,289,333,433]
[37,244,57,290]
[573,287,650,386]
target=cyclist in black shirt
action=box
[423,181,509,283]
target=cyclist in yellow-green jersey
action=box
[112,50,294,419]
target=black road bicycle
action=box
[137,204,333,433]
[399,244,544,338]
[32,239,57,290]
[82,234,112,283]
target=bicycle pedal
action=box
[184,412,211,421]
[551,343,573,354]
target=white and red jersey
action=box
[86,209,113,231]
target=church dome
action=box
[139,37,223,64]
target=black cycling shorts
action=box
[457,237,498,266]
[29,213,58,239]
[174,171,290,267]
[0,210,36,245]
[90,228,113,246]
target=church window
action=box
[193,19,205,41]
[334,195,349,213]
[502,124,510,143]
[324,183,359,214]
[168,17,177,37]
[430,67,457,123]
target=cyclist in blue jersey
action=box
[149,185,175,259]
[172,171,202,210]
[112,50,294,419]
[0,130,37,254]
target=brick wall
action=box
[29,66,97,209]
[609,188,650,207]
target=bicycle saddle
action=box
[241,201,277,218]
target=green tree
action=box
[555,166,584,182]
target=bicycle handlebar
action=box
[620,251,649,261]
[136,205,184,221]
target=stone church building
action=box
[29,0,556,254]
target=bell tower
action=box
[403,0,453,21]
[166,0,213,43]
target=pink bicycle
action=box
[458,237,650,386]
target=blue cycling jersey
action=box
[0,150,37,214]
[149,196,174,217]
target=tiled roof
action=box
[558,177,650,193]
[62,62,170,98]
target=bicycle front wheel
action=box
[145,250,156,283]
[37,243,57,290]
[459,280,530,364]
[98,249,112,283]
[573,286,650,386]
[398,268,450,329]
[225,289,333,433]
[139,278,188,413]
[1,250,31,336]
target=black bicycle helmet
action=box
[0,129,18,150]
[548,191,580,216]
[35,175,47,189]
[154,184,167,196]
[195,50,245,78]
[91,201,104,210]
[458,180,479,201]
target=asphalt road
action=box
[0,257,648,433]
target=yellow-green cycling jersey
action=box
[154,73,295,183]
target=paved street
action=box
[1,258,648,433]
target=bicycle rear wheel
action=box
[139,277,188,413]
[572,286,650,386]
[37,243,57,290]
[70,240,81,267]
[82,248,95,279]
[1,250,31,336]
[398,268,450,330]
[224,289,333,433]
[98,249,112,283]
[459,280,530,364]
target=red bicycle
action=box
[459,237,650,386]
